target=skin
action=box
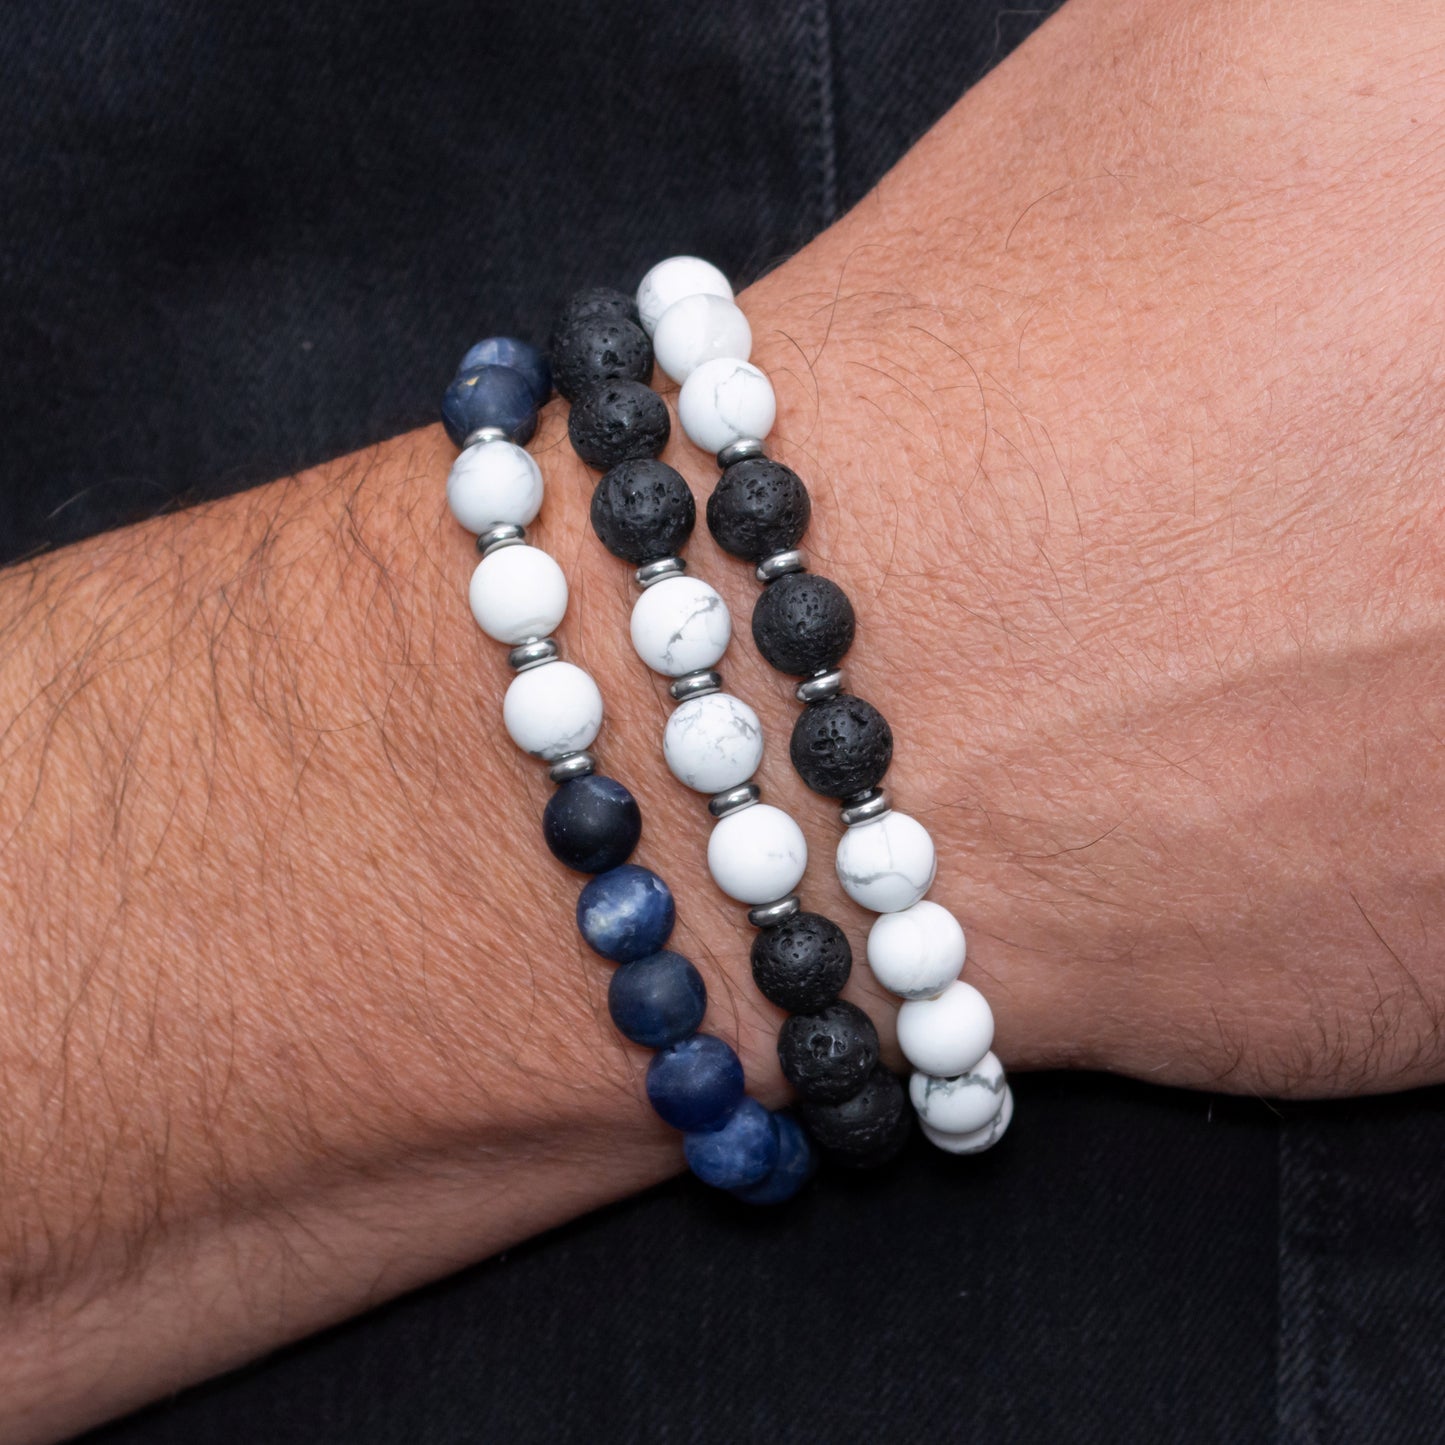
[6,0,1445,1435]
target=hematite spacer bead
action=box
[708,782,760,819]
[463,425,509,450]
[508,637,559,672]
[716,437,767,469]
[840,788,891,827]
[747,895,801,929]
[796,668,845,705]
[756,549,807,584]
[669,669,723,703]
[636,556,687,589]
[478,522,526,556]
[548,751,597,784]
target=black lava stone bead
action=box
[751,572,856,676]
[590,459,696,564]
[542,775,642,873]
[777,1001,879,1104]
[789,693,894,798]
[749,911,852,1013]
[799,1065,912,1167]
[568,381,670,471]
[549,314,653,402]
[553,285,639,333]
[706,458,812,562]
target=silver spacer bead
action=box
[548,751,597,784]
[478,522,526,555]
[508,638,559,672]
[717,437,767,469]
[796,668,845,705]
[840,787,891,827]
[708,782,760,819]
[669,669,723,703]
[756,548,806,584]
[635,556,687,589]
[463,425,509,450]
[748,895,801,929]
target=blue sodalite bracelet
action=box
[440,339,815,1201]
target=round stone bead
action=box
[468,544,568,644]
[457,336,551,407]
[503,661,603,761]
[552,285,639,335]
[867,900,966,999]
[664,692,764,793]
[677,358,776,454]
[567,380,670,471]
[707,803,807,905]
[441,364,538,447]
[549,315,653,402]
[798,1064,911,1167]
[921,1084,1014,1156]
[684,1097,779,1189]
[909,1051,1006,1135]
[543,774,642,874]
[607,949,708,1048]
[646,1033,745,1131]
[653,294,752,384]
[630,574,731,677]
[777,1000,879,1104]
[749,911,852,1013]
[751,573,856,677]
[446,439,544,534]
[576,863,676,963]
[706,458,812,563]
[835,810,937,913]
[636,255,733,336]
[790,694,893,798]
[590,458,695,564]
[730,1110,817,1204]
[896,979,995,1077]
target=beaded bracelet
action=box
[438,336,814,1202]
[545,281,909,1168]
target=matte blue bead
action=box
[576,864,675,963]
[441,363,538,447]
[685,1098,780,1189]
[731,1110,817,1205]
[646,1034,744,1131]
[543,775,641,874]
[458,336,551,407]
[608,950,707,1048]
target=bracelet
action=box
[546,280,910,1168]
[437,336,814,1202]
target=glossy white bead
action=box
[629,574,732,677]
[910,1052,1006,1134]
[896,980,994,1077]
[835,811,937,913]
[920,1084,1014,1156]
[707,803,808,904]
[636,255,733,336]
[866,900,966,999]
[468,545,568,644]
[446,439,543,534]
[652,295,752,384]
[502,661,603,761]
[664,692,764,793]
[677,359,776,454]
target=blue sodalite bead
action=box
[544,775,641,874]
[608,950,707,1048]
[441,364,538,447]
[458,336,551,407]
[646,1033,744,1131]
[684,1098,780,1189]
[576,864,675,963]
[731,1110,817,1204]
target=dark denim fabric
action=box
[0,3,1435,1440]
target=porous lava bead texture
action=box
[707,458,812,563]
[749,911,853,1014]
[549,314,654,402]
[777,1001,880,1104]
[789,693,894,798]
[567,380,670,471]
[751,572,857,676]
[799,1066,912,1167]
[590,459,696,564]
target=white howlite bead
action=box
[468,545,568,645]
[677,358,776,454]
[502,661,603,761]
[835,811,938,913]
[707,803,808,904]
[920,1085,1014,1156]
[896,980,995,1077]
[636,255,734,336]
[866,900,966,999]
[629,574,732,677]
[446,440,543,534]
[652,295,753,384]
[910,1052,1006,1134]
[664,692,764,793]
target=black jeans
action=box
[0,4,1439,1440]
